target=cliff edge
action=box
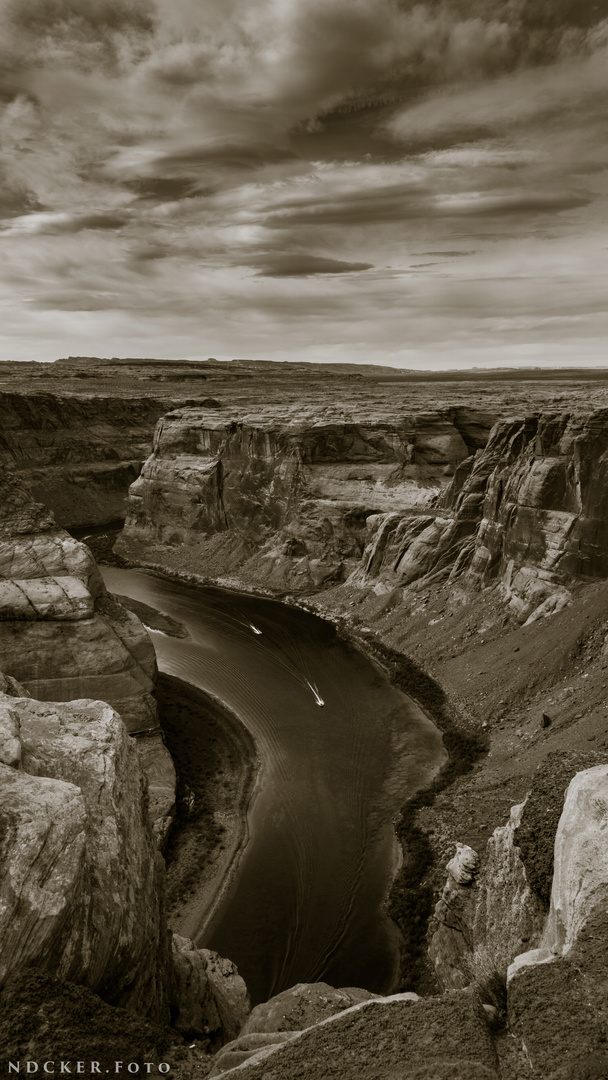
[0,471,175,842]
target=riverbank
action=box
[155,674,259,942]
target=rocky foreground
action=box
[3,360,608,1076]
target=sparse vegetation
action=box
[515,749,605,906]
[340,632,488,992]
[156,673,256,912]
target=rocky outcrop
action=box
[470,800,546,979]
[428,844,480,990]
[209,989,499,1079]
[503,767,608,1076]
[0,472,175,841]
[539,764,608,953]
[0,684,250,1047]
[209,983,382,1076]
[507,905,608,1079]
[0,689,171,1020]
[240,982,379,1036]
[0,971,181,1070]
[116,406,495,591]
[172,935,250,1044]
[429,805,547,994]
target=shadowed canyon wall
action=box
[0,392,184,529]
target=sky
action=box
[1,0,608,368]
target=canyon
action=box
[3,357,608,1077]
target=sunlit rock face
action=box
[0,686,250,1043]
[506,766,608,1077]
[0,472,175,842]
[118,405,608,616]
[117,406,492,591]
[355,409,608,621]
[0,691,171,1022]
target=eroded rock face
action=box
[117,406,608,618]
[357,410,608,617]
[429,844,480,991]
[171,935,250,1044]
[0,473,175,840]
[430,808,546,994]
[0,391,175,529]
[116,407,489,591]
[0,691,171,1021]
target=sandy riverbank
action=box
[155,673,259,942]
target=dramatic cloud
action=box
[0,0,607,365]
[246,254,373,276]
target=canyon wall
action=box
[116,404,494,591]
[0,392,181,528]
[0,471,175,842]
[117,406,608,625]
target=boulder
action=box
[171,935,250,1044]
[241,982,379,1035]
[208,990,499,1080]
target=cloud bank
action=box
[0,0,607,365]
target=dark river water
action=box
[100,567,445,1005]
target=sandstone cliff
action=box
[352,409,608,621]
[0,687,171,1019]
[0,472,175,841]
[115,404,494,590]
[0,678,250,1049]
[116,405,608,627]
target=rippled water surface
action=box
[101,567,445,1004]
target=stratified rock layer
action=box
[117,407,608,623]
[0,472,175,840]
[117,406,492,591]
[0,392,179,528]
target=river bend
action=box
[101,567,445,1004]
